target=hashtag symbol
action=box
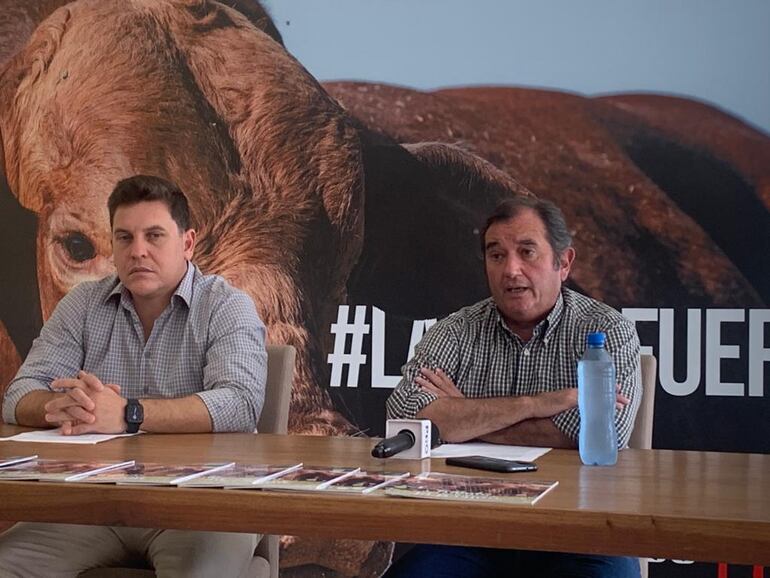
[328,305,370,388]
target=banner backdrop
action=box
[0,1,767,577]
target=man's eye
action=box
[60,232,96,262]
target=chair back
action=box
[629,354,657,578]
[251,344,295,578]
[628,354,657,450]
[257,345,295,435]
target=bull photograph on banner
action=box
[0,1,767,577]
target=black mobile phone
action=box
[445,455,538,473]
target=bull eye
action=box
[61,232,96,262]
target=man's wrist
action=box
[521,395,537,420]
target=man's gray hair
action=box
[481,195,572,268]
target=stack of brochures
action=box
[0,457,135,482]
[82,462,236,485]
[178,463,304,488]
[384,472,559,505]
[0,456,557,504]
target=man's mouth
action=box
[505,286,529,294]
[129,267,154,275]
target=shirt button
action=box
[523,350,530,356]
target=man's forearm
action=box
[140,395,213,433]
[477,418,577,448]
[13,390,58,428]
[416,396,535,443]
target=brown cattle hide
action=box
[598,94,770,210]
[327,82,767,310]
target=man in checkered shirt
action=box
[385,196,642,578]
[0,175,266,577]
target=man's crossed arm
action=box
[415,368,628,448]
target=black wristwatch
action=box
[124,398,144,433]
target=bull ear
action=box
[224,0,284,45]
[0,3,73,213]
[348,139,528,317]
[402,141,532,199]
[0,1,77,211]
[163,1,364,265]
[0,0,75,70]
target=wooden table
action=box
[0,425,768,566]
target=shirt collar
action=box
[106,261,195,308]
[492,289,566,343]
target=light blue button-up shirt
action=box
[3,262,267,432]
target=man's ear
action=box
[183,229,196,259]
[164,0,365,281]
[559,247,576,281]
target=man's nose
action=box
[503,255,523,276]
[128,238,148,258]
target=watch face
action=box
[126,402,143,423]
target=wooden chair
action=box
[80,344,296,578]
[628,354,657,578]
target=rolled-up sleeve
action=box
[386,320,459,420]
[197,292,267,432]
[2,286,88,424]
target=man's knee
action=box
[385,544,511,578]
[540,552,641,578]
[150,530,258,578]
[0,523,123,578]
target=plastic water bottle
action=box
[578,332,618,466]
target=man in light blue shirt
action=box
[0,175,266,577]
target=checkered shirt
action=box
[3,263,267,432]
[386,287,641,447]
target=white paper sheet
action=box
[431,443,550,462]
[0,428,143,445]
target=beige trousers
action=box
[0,523,259,578]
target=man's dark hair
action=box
[481,195,572,268]
[108,175,191,231]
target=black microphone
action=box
[371,422,441,458]
[371,429,416,459]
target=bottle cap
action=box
[586,332,606,346]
